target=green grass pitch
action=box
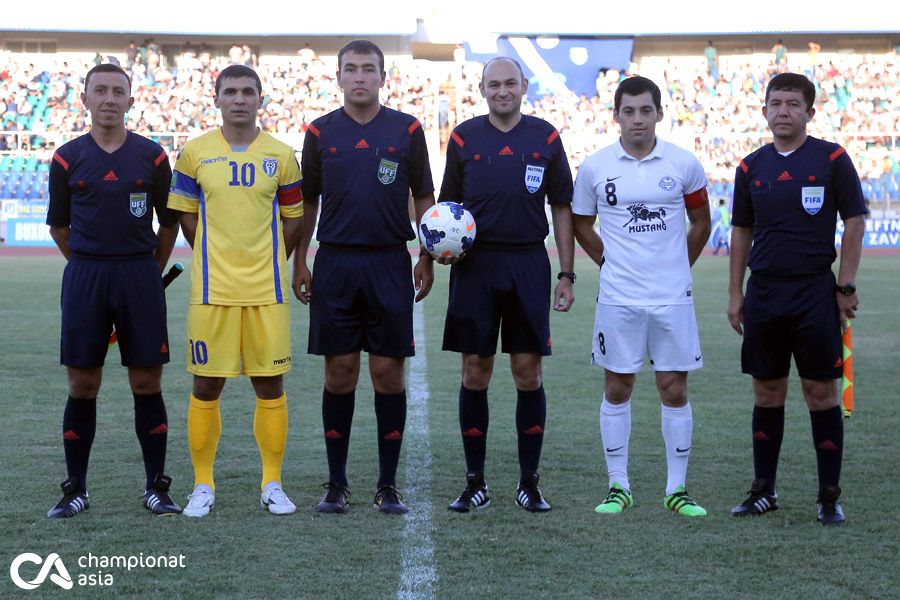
[1,253,898,598]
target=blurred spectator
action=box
[772,39,787,67]
[228,44,243,64]
[705,41,719,81]
[297,43,315,65]
[126,41,137,69]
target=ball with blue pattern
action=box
[418,201,477,259]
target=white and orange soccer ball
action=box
[418,201,476,259]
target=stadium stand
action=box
[0,44,897,208]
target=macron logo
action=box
[10,553,73,590]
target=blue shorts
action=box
[308,245,415,357]
[61,255,170,368]
[741,270,842,380]
[442,244,552,357]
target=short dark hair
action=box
[481,56,525,83]
[215,64,262,96]
[765,73,816,110]
[338,39,384,73]
[84,63,131,93]
[614,76,662,112]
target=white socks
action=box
[602,398,695,495]
[600,396,631,490]
[661,402,693,495]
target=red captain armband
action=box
[684,187,709,210]
[277,183,303,206]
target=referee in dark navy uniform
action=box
[728,73,866,525]
[439,57,575,513]
[46,64,181,518]
[293,40,436,515]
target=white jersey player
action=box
[572,76,712,517]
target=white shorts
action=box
[591,303,703,373]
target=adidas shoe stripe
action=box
[754,497,773,512]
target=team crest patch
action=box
[378,158,399,185]
[129,193,148,217]
[262,157,278,177]
[658,176,676,192]
[801,186,825,215]
[525,165,544,193]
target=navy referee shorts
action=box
[308,244,415,357]
[741,270,843,381]
[61,255,170,368]
[442,243,552,357]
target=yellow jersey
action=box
[169,129,303,305]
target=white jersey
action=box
[573,138,708,306]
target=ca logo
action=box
[9,552,73,590]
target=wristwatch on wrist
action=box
[557,271,576,283]
[835,282,856,296]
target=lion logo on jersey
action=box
[622,203,667,227]
[378,159,399,185]
[262,157,278,177]
[129,193,148,218]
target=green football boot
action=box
[664,485,707,517]
[594,482,633,514]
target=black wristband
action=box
[835,283,856,296]
[557,271,576,283]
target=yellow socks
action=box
[188,395,221,490]
[254,395,288,491]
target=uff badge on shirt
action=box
[378,159,398,185]
[129,193,148,217]
[525,165,544,193]
[801,186,825,215]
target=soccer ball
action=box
[418,202,476,259]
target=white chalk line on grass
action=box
[397,301,436,600]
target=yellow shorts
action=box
[186,304,292,377]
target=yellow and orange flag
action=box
[841,320,854,417]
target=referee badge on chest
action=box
[129,193,148,218]
[801,186,825,215]
[525,165,544,193]
[378,158,399,185]
[262,157,278,177]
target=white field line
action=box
[397,301,437,600]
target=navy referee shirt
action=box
[439,114,573,245]
[301,106,434,247]
[732,136,867,279]
[47,132,176,257]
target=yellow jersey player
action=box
[168,65,303,517]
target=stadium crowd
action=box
[1,43,898,202]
